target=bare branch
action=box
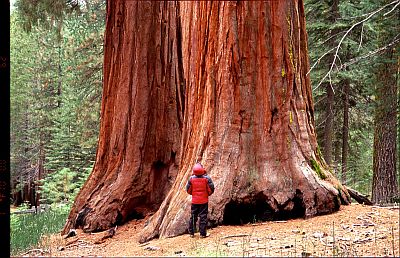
[339,34,400,70]
[357,22,364,52]
[314,95,327,107]
[384,0,400,16]
[307,47,336,76]
[310,0,400,91]
[316,109,339,128]
[317,31,346,48]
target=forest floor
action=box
[21,203,399,257]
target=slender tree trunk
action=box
[341,79,349,185]
[397,27,400,199]
[57,45,62,108]
[35,156,44,208]
[333,136,341,176]
[22,184,29,205]
[323,85,334,165]
[321,0,340,166]
[12,180,22,206]
[13,112,31,206]
[63,0,350,239]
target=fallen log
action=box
[65,238,79,246]
[12,209,36,214]
[344,186,373,205]
[94,226,118,244]
[372,205,399,210]
[221,234,250,239]
[21,248,50,256]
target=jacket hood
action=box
[192,163,205,176]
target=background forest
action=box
[10,0,399,255]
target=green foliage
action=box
[39,167,91,204]
[15,0,80,33]
[10,1,105,206]
[304,0,400,195]
[10,12,59,196]
[10,204,70,256]
[346,117,374,194]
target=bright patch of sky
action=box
[10,0,16,12]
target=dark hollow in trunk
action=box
[222,190,306,225]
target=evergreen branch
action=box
[317,31,346,48]
[339,34,400,70]
[337,0,400,20]
[312,0,400,92]
[307,47,336,76]
[316,108,339,129]
[314,95,327,107]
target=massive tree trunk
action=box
[62,1,184,233]
[63,0,350,240]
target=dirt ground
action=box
[20,204,399,257]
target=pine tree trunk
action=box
[341,80,349,185]
[333,137,341,176]
[321,0,340,167]
[323,84,334,165]
[372,47,399,204]
[372,1,399,205]
[63,0,350,239]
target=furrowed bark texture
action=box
[341,79,349,184]
[371,2,399,205]
[139,0,349,242]
[62,1,183,234]
[63,0,350,238]
[372,47,398,205]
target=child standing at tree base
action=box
[186,163,215,238]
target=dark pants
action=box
[188,203,208,236]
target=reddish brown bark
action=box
[63,0,350,240]
[139,0,349,242]
[62,1,183,234]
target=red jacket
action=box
[186,169,215,204]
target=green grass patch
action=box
[10,204,70,256]
[310,159,327,180]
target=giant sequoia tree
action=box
[62,0,350,242]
